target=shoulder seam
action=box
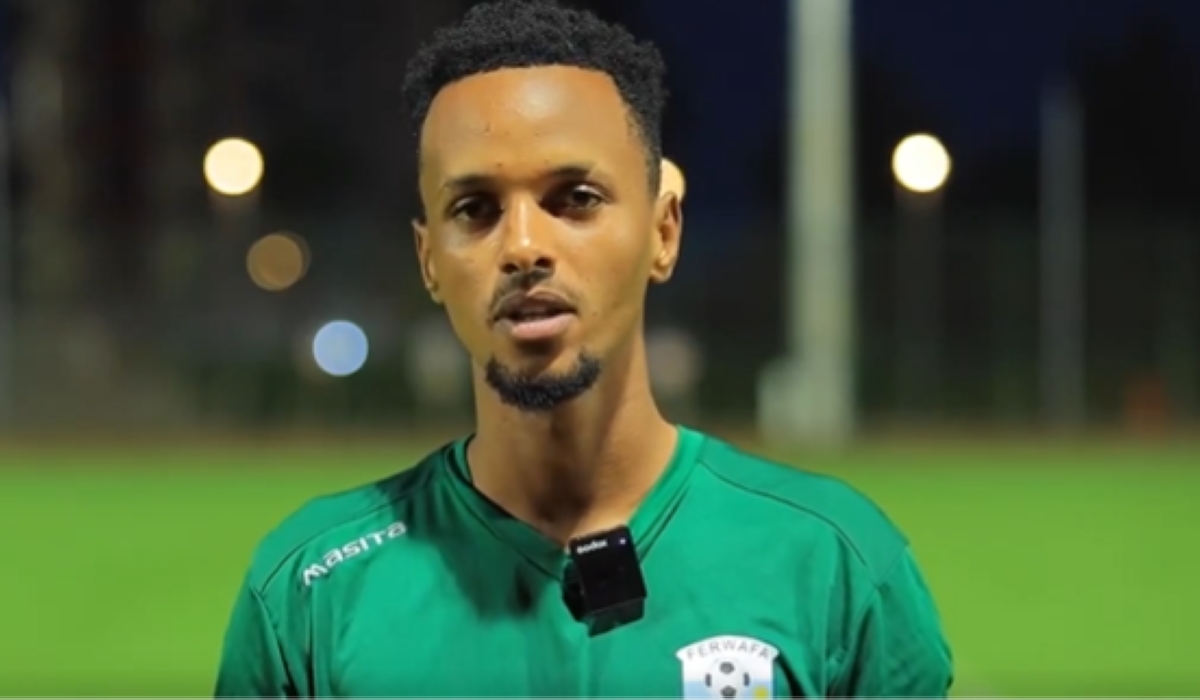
[828,543,912,691]
[697,450,902,584]
[248,581,294,683]
[257,464,437,591]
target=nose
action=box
[498,198,556,277]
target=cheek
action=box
[440,294,493,364]
[434,257,493,352]
[576,232,652,317]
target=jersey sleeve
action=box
[830,547,954,698]
[213,576,299,698]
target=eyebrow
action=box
[439,163,598,192]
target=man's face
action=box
[413,66,681,411]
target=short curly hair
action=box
[401,0,668,187]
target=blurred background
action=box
[1,0,1198,695]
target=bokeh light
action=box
[891,133,952,194]
[246,232,309,292]
[647,326,703,398]
[312,320,369,377]
[203,137,264,196]
[408,316,469,408]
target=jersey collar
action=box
[443,425,704,579]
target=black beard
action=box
[484,353,602,412]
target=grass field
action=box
[1,437,1197,695]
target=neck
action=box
[467,343,677,544]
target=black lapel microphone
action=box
[562,525,647,636]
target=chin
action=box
[485,347,603,412]
[502,344,582,376]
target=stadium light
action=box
[891,134,951,194]
[204,137,264,196]
[892,133,951,416]
[247,231,309,292]
[312,320,369,377]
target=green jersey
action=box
[214,427,952,697]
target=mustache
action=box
[488,268,574,316]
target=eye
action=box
[449,195,501,225]
[549,184,605,216]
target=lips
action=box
[492,292,575,325]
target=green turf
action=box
[1,441,1197,695]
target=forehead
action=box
[419,66,641,181]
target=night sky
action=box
[631,0,1200,214]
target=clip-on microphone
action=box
[562,525,647,635]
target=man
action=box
[214,1,952,696]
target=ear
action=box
[412,218,442,304]
[650,159,684,284]
[660,158,687,203]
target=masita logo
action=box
[301,521,407,586]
